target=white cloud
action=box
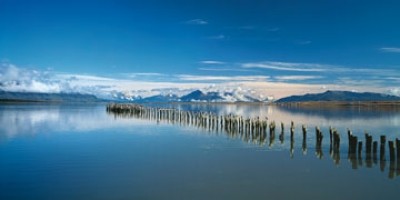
[274,75,323,81]
[242,61,327,72]
[56,74,116,82]
[123,72,165,78]
[241,61,395,76]
[0,63,207,98]
[198,67,255,72]
[0,63,62,93]
[385,77,400,81]
[380,47,400,53]
[177,74,269,82]
[388,88,400,96]
[200,60,225,65]
[185,19,208,25]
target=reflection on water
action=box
[0,103,155,141]
[1,103,399,199]
[108,103,400,179]
[142,102,400,139]
[2,103,399,139]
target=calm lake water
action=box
[0,103,399,200]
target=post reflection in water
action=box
[315,126,323,159]
[107,103,400,180]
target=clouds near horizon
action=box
[1,62,399,100]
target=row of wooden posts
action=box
[107,103,400,179]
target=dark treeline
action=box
[107,103,400,180]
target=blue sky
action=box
[1,0,400,99]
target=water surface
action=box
[0,103,399,200]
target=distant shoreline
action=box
[110,100,400,107]
[274,101,400,107]
[0,99,105,104]
[2,99,400,107]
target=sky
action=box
[1,0,400,99]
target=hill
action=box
[0,90,100,102]
[276,90,400,103]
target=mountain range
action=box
[276,90,400,102]
[131,90,268,103]
[0,90,100,102]
[1,90,399,103]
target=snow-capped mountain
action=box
[111,88,271,103]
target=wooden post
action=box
[357,141,363,166]
[396,138,400,159]
[388,141,395,161]
[380,135,386,172]
[279,130,284,144]
[290,127,294,140]
[347,130,357,156]
[315,126,323,159]
[290,136,294,158]
[388,141,396,179]
[365,133,372,154]
[364,134,372,168]
[302,125,307,137]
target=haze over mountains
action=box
[1,89,400,103]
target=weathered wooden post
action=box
[290,135,294,158]
[315,126,323,159]
[396,138,400,160]
[290,125,294,140]
[380,135,386,172]
[333,130,340,150]
[302,125,307,155]
[347,130,357,169]
[373,141,378,165]
[358,141,363,166]
[365,133,372,152]
[269,121,276,147]
[388,141,395,162]
[397,141,400,177]
[364,133,373,168]
[388,140,396,179]
[349,134,358,155]
[333,130,340,165]
[302,125,307,138]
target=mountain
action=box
[137,94,180,103]
[0,90,100,102]
[111,89,271,103]
[180,90,224,102]
[276,90,400,103]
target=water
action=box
[0,103,399,199]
